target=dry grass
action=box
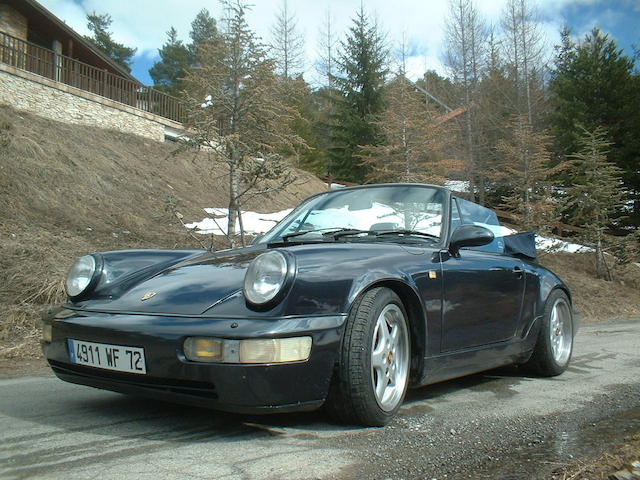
[0,104,327,359]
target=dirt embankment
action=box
[539,251,640,321]
[0,104,327,358]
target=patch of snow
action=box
[201,95,213,108]
[186,208,292,235]
[536,235,593,253]
[475,223,517,237]
[444,180,470,193]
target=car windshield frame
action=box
[259,184,451,246]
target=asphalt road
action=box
[1,320,639,480]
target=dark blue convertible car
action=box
[42,184,576,426]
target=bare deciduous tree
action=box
[315,7,337,88]
[443,0,487,202]
[183,0,305,248]
[360,40,457,184]
[270,0,305,79]
[500,0,546,123]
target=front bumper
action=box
[42,308,347,414]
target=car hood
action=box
[75,247,265,315]
[73,241,435,316]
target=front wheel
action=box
[325,287,411,426]
[523,289,574,376]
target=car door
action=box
[440,198,526,352]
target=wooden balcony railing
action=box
[0,31,184,123]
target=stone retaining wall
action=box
[0,65,183,142]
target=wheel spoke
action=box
[388,361,396,385]
[389,323,399,347]
[369,302,410,413]
[371,348,386,370]
[375,372,387,400]
[376,316,390,347]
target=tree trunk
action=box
[227,159,240,248]
[595,236,612,281]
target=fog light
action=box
[42,324,52,342]
[182,336,312,364]
[240,337,312,363]
[183,337,223,362]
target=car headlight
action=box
[243,251,291,306]
[65,254,100,298]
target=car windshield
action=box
[260,185,446,244]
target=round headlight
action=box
[243,251,289,305]
[65,255,98,298]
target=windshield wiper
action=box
[282,227,356,242]
[327,228,374,239]
[282,228,439,243]
[374,229,440,241]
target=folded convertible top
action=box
[503,231,537,259]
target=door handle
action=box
[513,266,524,277]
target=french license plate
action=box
[68,339,146,374]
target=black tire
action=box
[523,289,574,376]
[325,287,411,426]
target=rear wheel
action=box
[325,287,410,426]
[523,289,574,376]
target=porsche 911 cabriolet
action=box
[42,183,576,426]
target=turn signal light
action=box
[183,336,312,364]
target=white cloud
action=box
[37,0,633,86]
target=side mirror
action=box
[449,225,494,257]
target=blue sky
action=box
[39,0,639,86]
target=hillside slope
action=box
[1,104,638,360]
[0,104,327,356]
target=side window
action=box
[457,198,505,253]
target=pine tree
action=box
[182,0,305,247]
[149,27,190,95]
[415,70,460,113]
[495,116,560,232]
[563,126,624,280]
[473,28,515,207]
[550,28,640,228]
[330,6,388,183]
[188,9,220,65]
[84,12,137,72]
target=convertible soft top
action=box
[504,231,537,260]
